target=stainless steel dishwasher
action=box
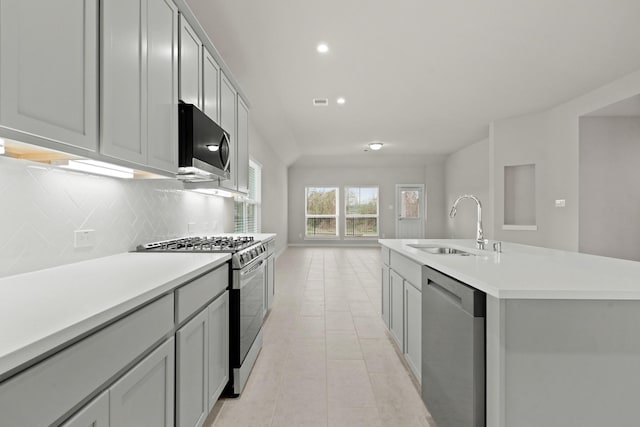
[422,266,485,427]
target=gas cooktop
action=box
[136,235,256,253]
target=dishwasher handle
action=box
[423,266,485,317]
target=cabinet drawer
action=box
[390,250,421,288]
[381,246,390,266]
[176,264,229,324]
[0,294,174,426]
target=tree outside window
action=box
[345,186,379,237]
[305,187,339,237]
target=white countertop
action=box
[379,239,640,300]
[0,252,230,378]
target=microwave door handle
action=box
[221,132,231,172]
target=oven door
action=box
[235,257,265,364]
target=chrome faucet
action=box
[449,194,487,250]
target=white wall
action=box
[249,123,288,255]
[489,68,640,250]
[444,138,493,239]
[0,155,232,278]
[287,161,446,245]
[579,116,640,261]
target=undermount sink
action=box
[407,244,475,256]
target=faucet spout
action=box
[450,194,486,250]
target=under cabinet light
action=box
[368,142,384,151]
[61,159,134,179]
[191,188,235,198]
[0,138,5,155]
[317,43,329,53]
[206,144,220,152]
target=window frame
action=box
[304,186,340,239]
[234,159,261,233]
[343,186,380,239]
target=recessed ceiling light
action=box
[337,97,346,105]
[368,142,384,151]
[317,43,329,53]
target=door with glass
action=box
[396,185,425,238]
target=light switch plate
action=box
[74,229,96,248]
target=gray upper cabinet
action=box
[0,0,98,152]
[236,96,250,194]
[203,49,220,123]
[101,0,146,164]
[101,0,179,173]
[179,16,202,108]
[219,72,237,191]
[147,0,180,172]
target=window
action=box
[234,160,261,233]
[305,187,339,237]
[345,186,379,237]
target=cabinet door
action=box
[381,264,390,328]
[404,281,422,381]
[266,255,275,310]
[207,291,229,410]
[219,72,237,191]
[0,0,98,151]
[179,15,202,108]
[61,391,108,427]
[101,0,147,164]
[177,308,209,427]
[236,96,249,194]
[147,0,179,172]
[389,270,404,350]
[110,338,175,427]
[203,49,220,122]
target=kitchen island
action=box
[380,239,640,427]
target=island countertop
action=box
[379,239,640,300]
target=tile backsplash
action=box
[0,155,230,278]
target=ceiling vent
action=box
[313,98,329,107]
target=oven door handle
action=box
[239,260,265,283]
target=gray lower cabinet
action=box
[110,338,175,427]
[61,391,109,427]
[177,309,209,427]
[389,270,404,349]
[404,280,422,381]
[177,287,229,427]
[265,253,275,313]
[382,248,422,382]
[207,291,229,409]
[381,264,390,328]
[0,0,98,152]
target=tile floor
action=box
[206,246,436,427]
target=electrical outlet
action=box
[382,233,386,238]
[555,199,566,208]
[74,229,96,248]
[187,223,197,234]
[298,233,302,239]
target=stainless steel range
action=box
[137,235,267,396]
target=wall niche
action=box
[503,164,537,230]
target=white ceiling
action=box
[185,0,640,165]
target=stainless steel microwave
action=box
[177,103,230,182]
